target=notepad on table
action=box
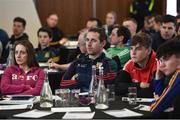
[51,107,91,112]
[104,108,143,118]
[13,109,54,118]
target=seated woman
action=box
[1,40,45,96]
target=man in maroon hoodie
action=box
[1,40,45,96]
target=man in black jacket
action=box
[152,15,176,51]
[46,13,64,48]
[0,29,9,63]
[9,17,29,45]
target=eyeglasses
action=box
[158,57,169,64]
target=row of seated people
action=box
[0,27,180,117]
[0,12,180,116]
[1,12,180,65]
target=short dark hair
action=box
[156,38,180,59]
[47,13,58,18]
[87,17,102,28]
[131,32,152,48]
[161,15,176,26]
[176,22,180,32]
[14,40,39,67]
[123,17,137,25]
[107,11,117,23]
[113,26,131,44]
[154,15,163,23]
[37,27,53,38]
[176,14,180,19]
[88,28,107,43]
[13,17,26,28]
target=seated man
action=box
[45,13,64,48]
[123,32,157,88]
[115,33,157,96]
[60,28,118,92]
[35,27,60,63]
[106,26,131,68]
[9,17,29,45]
[86,17,102,29]
[122,18,137,46]
[150,39,180,113]
[152,15,176,51]
[49,28,88,71]
[0,29,9,63]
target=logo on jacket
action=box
[77,64,87,68]
[12,74,38,81]
[45,52,50,58]
[96,62,103,69]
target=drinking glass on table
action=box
[70,89,80,107]
[128,87,137,105]
[55,89,70,107]
[107,84,115,101]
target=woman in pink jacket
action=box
[1,40,45,96]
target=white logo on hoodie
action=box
[12,74,38,81]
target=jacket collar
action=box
[134,50,156,70]
[87,52,106,62]
[11,65,38,74]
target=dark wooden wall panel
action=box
[35,0,166,35]
[36,0,93,35]
[54,0,93,35]
[96,0,133,25]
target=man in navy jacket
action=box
[60,28,118,92]
[150,38,180,113]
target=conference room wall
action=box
[35,0,166,36]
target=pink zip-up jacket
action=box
[1,65,45,96]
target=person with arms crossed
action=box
[1,40,45,96]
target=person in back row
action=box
[1,40,45,96]
[122,17,137,46]
[103,11,117,38]
[150,38,180,113]
[86,17,102,29]
[60,28,118,92]
[103,11,118,49]
[35,27,60,63]
[9,17,29,45]
[152,15,177,51]
[0,29,9,63]
[49,28,88,71]
[45,13,65,48]
[105,25,131,68]
[122,17,137,38]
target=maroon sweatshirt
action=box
[1,65,45,96]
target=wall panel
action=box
[36,0,166,35]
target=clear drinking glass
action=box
[57,89,71,107]
[54,89,61,107]
[128,87,137,105]
[107,84,115,101]
[70,89,80,107]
